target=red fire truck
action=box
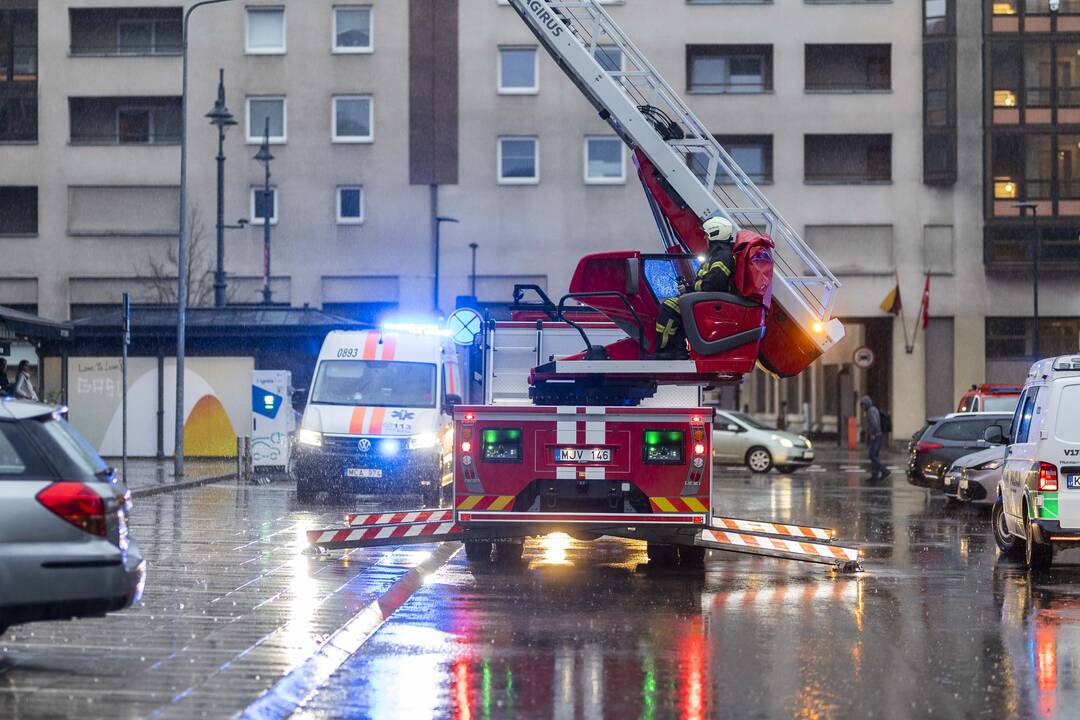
[306,0,860,573]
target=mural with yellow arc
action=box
[184,394,238,457]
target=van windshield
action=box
[983,396,1019,413]
[311,361,437,408]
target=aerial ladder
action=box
[305,0,860,574]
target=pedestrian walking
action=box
[0,358,10,396]
[13,360,37,402]
[860,395,889,480]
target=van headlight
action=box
[297,428,323,447]
[773,435,794,449]
[408,432,439,450]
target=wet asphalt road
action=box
[4,452,1080,719]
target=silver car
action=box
[952,445,1006,506]
[712,410,815,474]
[0,400,145,636]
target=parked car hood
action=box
[950,445,1006,470]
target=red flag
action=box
[920,272,931,330]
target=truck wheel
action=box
[992,499,1022,557]
[679,545,706,565]
[493,542,525,565]
[746,447,773,474]
[647,541,679,567]
[1025,511,1053,572]
[464,541,493,562]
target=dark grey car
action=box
[907,412,1011,491]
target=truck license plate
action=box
[347,468,382,478]
[1068,475,1080,489]
[554,447,612,463]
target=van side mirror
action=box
[983,425,1004,445]
[291,388,308,411]
[444,394,463,411]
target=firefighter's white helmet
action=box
[703,216,734,243]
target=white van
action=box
[992,355,1080,570]
[289,326,464,503]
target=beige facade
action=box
[3,0,1077,436]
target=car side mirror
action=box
[291,389,307,411]
[983,425,1004,445]
[444,394,463,411]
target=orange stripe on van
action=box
[362,333,379,360]
[369,408,386,434]
[380,335,397,361]
[349,407,366,434]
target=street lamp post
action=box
[433,215,459,313]
[469,242,479,297]
[1015,201,1041,360]
[206,68,237,309]
[254,119,274,305]
[177,0,233,479]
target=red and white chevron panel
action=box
[308,521,461,549]
[710,516,834,542]
[697,529,859,565]
[345,509,453,527]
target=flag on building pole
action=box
[920,272,931,330]
[879,273,902,316]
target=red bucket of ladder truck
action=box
[306,0,861,574]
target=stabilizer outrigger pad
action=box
[693,528,862,574]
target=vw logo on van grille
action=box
[357,438,372,452]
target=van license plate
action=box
[347,468,382,478]
[1068,475,1080,489]
[554,448,612,463]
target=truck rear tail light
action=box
[481,428,523,463]
[694,442,706,456]
[1038,462,1059,492]
[36,482,107,537]
[463,413,476,424]
[644,430,685,464]
[460,440,472,453]
[916,441,944,453]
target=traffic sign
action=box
[448,308,483,346]
[853,346,875,370]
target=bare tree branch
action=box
[136,204,235,306]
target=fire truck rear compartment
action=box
[509,477,655,514]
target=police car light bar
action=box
[1053,357,1080,371]
[381,321,452,337]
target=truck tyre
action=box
[679,545,706,565]
[493,542,525,565]
[745,447,773,474]
[464,541,493,562]
[992,499,1022,557]
[1025,509,1053,572]
[647,541,679,567]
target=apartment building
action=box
[1,0,1076,436]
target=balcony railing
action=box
[69,43,182,57]
[805,79,890,92]
[69,132,181,146]
[0,220,36,235]
[804,171,891,184]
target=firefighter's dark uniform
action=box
[656,241,736,355]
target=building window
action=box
[68,97,181,145]
[116,17,182,55]
[251,186,278,225]
[805,45,890,92]
[594,44,623,72]
[337,186,364,224]
[333,6,372,53]
[584,137,626,184]
[923,2,956,186]
[498,47,538,94]
[0,8,36,82]
[0,96,36,142]
[804,134,892,184]
[498,137,539,184]
[715,135,773,183]
[687,45,772,93]
[332,96,373,142]
[0,186,36,235]
[247,96,286,144]
[924,0,953,35]
[987,317,1080,358]
[246,7,285,54]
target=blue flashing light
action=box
[381,317,452,337]
[378,439,401,457]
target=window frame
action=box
[332,5,373,54]
[715,134,774,184]
[686,44,773,94]
[115,105,155,144]
[246,95,287,145]
[336,185,365,225]
[245,6,286,55]
[498,45,539,95]
[583,136,627,185]
[331,95,374,143]
[250,185,279,226]
[497,136,540,185]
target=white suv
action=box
[992,356,1080,571]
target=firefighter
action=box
[655,216,736,358]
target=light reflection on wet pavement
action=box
[4,456,1080,718]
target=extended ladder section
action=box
[506,0,844,357]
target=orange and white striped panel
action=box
[650,497,710,513]
[307,521,461,549]
[697,528,860,565]
[456,495,516,511]
[710,516,834,542]
[345,509,453,527]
